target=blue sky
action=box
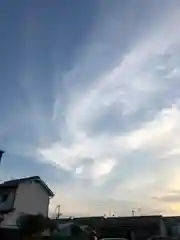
[1,0,180,216]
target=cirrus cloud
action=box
[1,0,180,217]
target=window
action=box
[0,191,15,212]
[0,193,9,205]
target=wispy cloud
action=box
[1,0,180,216]
[35,3,180,215]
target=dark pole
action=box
[132,210,135,216]
[0,150,5,183]
[0,150,5,163]
[56,205,61,219]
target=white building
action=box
[0,176,54,228]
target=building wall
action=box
[0,181,50,228]
[14,181,50,216]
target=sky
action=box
[1,0,180,217]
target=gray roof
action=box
[0,176,54,197]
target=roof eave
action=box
[34,179,54,197]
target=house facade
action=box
[0,176,54,228]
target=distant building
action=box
[163,216,180,238]
[72,215,167,239]
[0,176,54,228]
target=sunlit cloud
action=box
[36,3,180,215]
[1,0,180,216]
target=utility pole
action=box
[132,209,135,216]
[56,205,61,219]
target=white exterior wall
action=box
[0,181,50,228]
[14,181,49,216]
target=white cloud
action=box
[41,102,180,216]
[124,106,180,151]
[2,1,180,216]
[36,5,180,216]
[39,5,180,178]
